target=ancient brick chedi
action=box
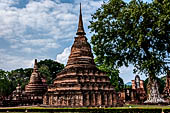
[43,5,118,107]
[25,59,47,103]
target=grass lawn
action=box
[0,105,170,113]
[1,104,170,109]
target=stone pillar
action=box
[108,93,112,106]
[67,95,69,106]
[51,95,54,105]
[112,94,117,106]
[63,97,65,106]
[84,93,90,106]
[46,95,49,105]
[80,95,83,106]
[97,93,101,106]
[54,96,58,105]
[104,93,108,106]
[49,95,52,105]
[131,91,135,101]
[43,95,47,104]
[91,93,96,106]
[73,96,76,106]
[75,95,79,106]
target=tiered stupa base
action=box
[43,68,117,107]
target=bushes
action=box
[0,108,164,113]
[163,109,170,113]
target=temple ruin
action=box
[43,4,118,107]
[25,59,47,104]
[119,75,146,104]
[131,75,146,103]
[1,59,47,106]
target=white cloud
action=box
[0,50,33,70]
[20,47,46,53]
[22,39,60,48]
[0,0,103,54]
[0,0,110,71]
[119,65,134,83]
[0,48,52,71]
[56,46,71,65]
[0,0,76,51]
[0,0,19,9]
[119,65,147,83]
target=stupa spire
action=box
[76,3,86,36]
[33,59,38,72]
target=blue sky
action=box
[0,0,152,83]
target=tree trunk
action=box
[144,76,166,104]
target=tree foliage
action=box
[96,60,124,91]
[8,68,32,91]
[0,69,12,97]
[89,0,170,79]
[38,59,64,81]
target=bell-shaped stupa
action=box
[25,59,47,102]
[44,4,118,107]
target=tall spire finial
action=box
[33,59,38,72]
[76,3,86,36]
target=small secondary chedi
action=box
[25,59,47,103]
[43,5,118,107]
[1,59,47,106]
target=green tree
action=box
[38,65,51,84]
[37,59,64,81]
[0,69,11,97]
[89,0,170,103]
[8,68,31,90]
[95,59,124,91]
